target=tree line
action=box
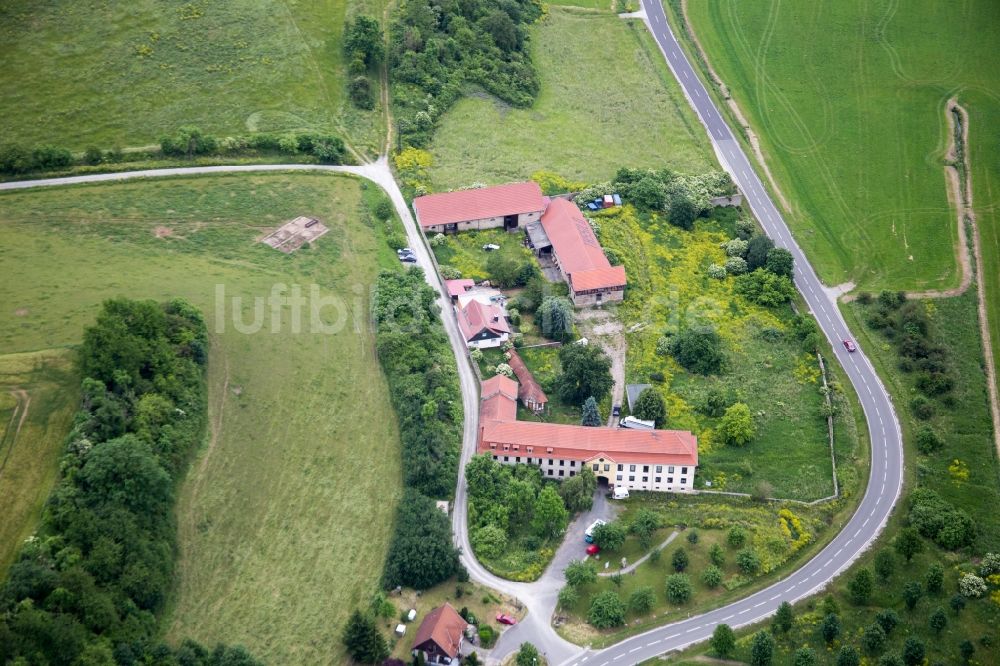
[0,298,261,665]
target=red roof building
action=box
[539,199,626,306]
[477,377,697,493]
[413,182,546,233]
[506,349,548,414]
[411,603,470,665]
[444,279,475,301]
[457,299,510,349]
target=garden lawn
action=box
[427,7,716,189]
[0,173,404,664]
[596,205,864,501]
[0,350,78,578]
[680,0,1000,393]
[431,228,535,282]
[0,0,385,156]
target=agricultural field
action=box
[596,205,865,502]
[0,0,386,157]
[0,349,78,577]
[426,7,717,190]
[0,173,404,664]
[678,0,1000,391]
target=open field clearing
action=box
[0,349,78,577]
[0,0,385,155]
[0,174,403,664]
[427,7,717,189]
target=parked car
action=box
[398,254,417,264]
[396,247,413,255]
[585,519,607,543]
[482,243,501,251]
[843,339,857,352]
[496,613,517,626]
[586,544,601,556]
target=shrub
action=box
[910,395,934,420]
[862,622,887,654]
[633,388,667,427]
[664,573,693,604]
[723,238,749,257]
[793,647,817,666]
[959,573,987,598]
[902,581,922,610]
[160,125,217,156]
[848,567,875,604]
[928,606,947,633]
[472,525,508,560]
[724,256,748,275]
[686,530,699,544]
[593,521,627,551]
[671,547,689,572]
[736,548,761,575]
[709,542,725,566]
[950,593,966,613]
[735,269,795,307]
[979,552,1000,576]
[720,402,755,446]
[588,591,626,628]
[908,488,976,550]
[557,343,613,404]
[710,624,736,658]
[820,613,841,644]
[874,549,895,581]
[746,234,775,270]
[925,562,944,594]
[31,145,73,169]
[701,565,723,588]
[708,263,727,279]
[628,586,656,613]
[536,296,574,342]
[765,247,794,277]
[565,560,597,587]
[478,624,495,645]
[902,637,924,666]
[875,608,900,634]
[83,146,103,165]
[558,585,578,610]
[343,16,384,65]
[727,526,747,548]
[749,630,775,666]
[669,326,724,375]
[836,645,861,666]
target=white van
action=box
[613,486,630,500]
[584,519,606,543]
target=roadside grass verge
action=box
[0,173,402,664]
[0,349,78,578]
[596,205,864,501]
[427,7,716,190]
[0,0,385,155]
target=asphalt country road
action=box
[550,4,906,665]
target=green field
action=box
[427,7,717,189]
[0,0,385,157]
[0,350,78,577]
[0,174,403,664]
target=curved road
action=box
[0,16,907,655]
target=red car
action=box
[843,339,857,352]
[496,613,517,626]
[586,544,601,556]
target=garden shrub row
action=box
[0,298,261,665]
[372,269,464,590]
[390,0,542,147]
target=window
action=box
[489,443,497,449]
[667,477,673,483]
[493,455,498,461]
[655,476,661,483]
[569,471,575,477]
[629,475,635,482]
[547,469,553,476]
[548,458,553,465]
[668,466,675,474]
[527,446,533,453]
[513,445,519,451]
[547,447,553,454]
[570,460,576,467]
[642,476,648,482]
[559,470,565,477]
[616,475,623,481]
[681,478,687,485]
[643,465,649,473]
[515,457,520,463]
[617,464,623,471]
[504,456,509,462]
[682,467,688,474]
[603,464,610,472]
[592,464,599,471]
[560,460,565,467]
[655,465,662,473]
[629,464,636,472]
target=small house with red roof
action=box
[457,299,510,349]
[413,182,546,234]
[444,279,475,302]
[411,603,470,666]
[506,349,548,414]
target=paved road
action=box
[553,4,906,664]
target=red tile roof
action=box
[457,300,510,341]
[569,266,626,293]
[540,199,626,291]
[414,182,546,229]
[480,375,519,422]
[506,350,548,408]
[480,419,698,466]
[412,604,469,659]
[445,279,475,298]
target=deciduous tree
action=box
[557,343,613,404]
[633,388,667,427]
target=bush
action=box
[628,586,656,613]
[848,567,875,604]
[558,585,578,609]
[160,125,217,156]
[875,608,900,634]
[593,521,627,551]
[735,269,795,307]
[671,547,689,572]
[633,388,667,427]
[875,549,895,581]
[557,343,613,404]
[664,573,693,604]
[750,630,774,666]
[668,326,725,375]
[724,256,748,275]
[709,542,725,566]
[710,624,736,658]
[588,591,626,628]
[765,247,794,277]
[925,562,944,594]
[902,581,922,610]
[701,565,723,588]
[708,263,727,279]
[959,573,987,598]
[536,296,574,342]
[382,489,461,589]
[820,613,841,644]
[793,647,817,666]
[910,395,935,420]
[773,601,793,632]
[565,560,597,587]
[908,488,976,550]
[350,76,376,109]
[915,426,943,454]
[736,548,761,575]
[862,623,887,654]
[31,145,73,169]
[83,146,103,165]
[720,402,755,447]
[727,526,747,548]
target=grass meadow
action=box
[680,0,1000,395]
[427,7,717,190]
[0,0,386,156]
[0,173,404,664]
[0,349,79,577]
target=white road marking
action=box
[629,647,642,654]
[721,615,735,621]
[685,626,700,634]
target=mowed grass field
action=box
[427,7,717,189]
[0,0,385,156]
[0,174,403,664]
[682,0,1000,467]
[0,349,79,577]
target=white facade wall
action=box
[424,210,543,234]
[466,331,508,349]
[488,449,694,492]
